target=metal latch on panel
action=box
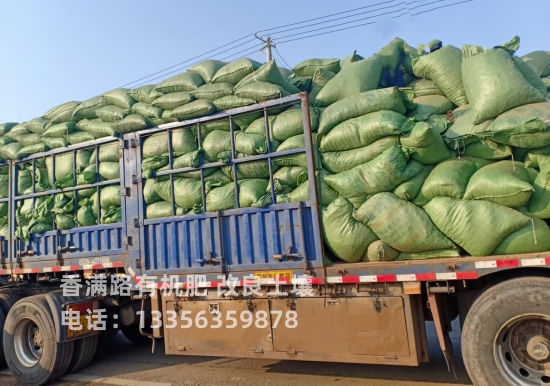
[132,175,141,184]
[274,246,302,261]
[122,237,133,247]
[121,187,131,197]
[134,218,143,227]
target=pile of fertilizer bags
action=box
[11,141,122,240]
[2,35,550,264]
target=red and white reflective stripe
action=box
[475,257,550,269]
[8,261,124,275]
[326,272,478,284]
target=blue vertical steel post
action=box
[167,130,175,216]
[71,150,78,229]
[229,118,240,208]
[299,92,325,266]
[196,124,207,212]
[263,108,276,205]
[95,144,101,226]
[7,161,14,273]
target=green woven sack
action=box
[43,122,75,138]
[522,51,550,77]
[287,170,338,207]
[315,56,383,107]
[363,241,399,262]
[76,119,116,138]
[206,179,268,211]
[462,139,512,160]
[103,88,137,109]
[45,101,80,124]
[529,155,550,219]
[171,100,217,121]
[113,115,152,134]
[354,192,455,253]
[202,130,232,162]
[320,110,406,152]
[324,146,423,207]
[131,102,163,119]
[151,92,195,110]
[0,143,23,160]
[406,79,445,97]
[493,212,550,255]
[211,58,262,85]
[94,105,129,122]
[26,117,49,134]
[293,58,340,77]
[142,128,197,158]
[481,103,550,149]
[412,45,468,106]
[318,87,408,136]
[399,122,451,164]
[272,105,319,141]
[235,60,300,94]
[155,178,204,210]
[308,69,335,105]
[146,201,186,219]
[424,197,529,256]
[321,136,398,173]
[464,161,537,208]
[188,60,227,83]
[409,95,454,120]
[127,85,158,104]
[190,84,233,101]
[154,72,205,93]
[234,82,290,102]
[393,165,433,201]
[421,159,477,201]
[72,96,109,120]
[0,122,18,136]
[340,50,364,69]
[322,197,378,263]
[462,43,547,124]
[212,95,255,111]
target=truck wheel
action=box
[462,276,550,386]
[0,290,23,366]
[3,295,74,386]
[120,324,151,345]
[67,335,98,373]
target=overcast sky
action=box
[0,0,547,122]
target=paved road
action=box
[0,321,472,386]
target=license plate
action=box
[66,300,99,339]
[254,270,293,281]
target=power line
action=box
[273,46,292,69]
[269,2,406,36]
[119,0,474,89]
[131,43,264,89]
[273,6,407,41]
[277,0,474,44]
[119,34,253,88]
[411,0,473,15]
[255,0,397,33]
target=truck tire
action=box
[3,295,74,386]
[0,307,5,367]
[67,335,98,373]
[120,324,151,345]
[462,276,550,386]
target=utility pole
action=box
[254,33,273,62]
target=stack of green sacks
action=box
[3,34,550,264]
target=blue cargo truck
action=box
[0,93,549,386]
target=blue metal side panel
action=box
[141,203,321,276]
[15,224,124,265]
[142,213,222,275]
[220,206,318,273]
